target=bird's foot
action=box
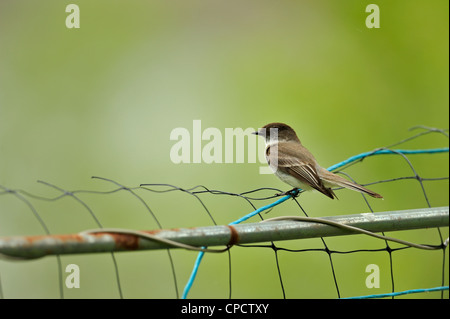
[276,188,300,198]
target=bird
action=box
[253,122,383,199]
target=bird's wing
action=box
[267,142,336,199]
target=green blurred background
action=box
[0,0,448,298]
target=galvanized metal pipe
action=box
[0,206,448,259]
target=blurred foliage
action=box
[0,0,448,298]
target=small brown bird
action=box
[253,123,382,199]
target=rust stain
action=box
[10,226,208,254]
[76,232,141,250]
[226,225,239,246]
[22,234,85,244]
[21,232,141,250]
[107,233,140,250]
[141,229,165,235]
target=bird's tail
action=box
[320,170,383,199]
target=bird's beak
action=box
[252,131,258,135]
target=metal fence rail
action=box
[0,206,448,259]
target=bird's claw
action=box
[276,188,300,198]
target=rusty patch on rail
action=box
[226,225,239,246]
[22,234,84,244]
[142,228,178,235]
[22,232,142,250]
[106,233,140,250]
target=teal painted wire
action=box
[229,195,293,225]
[342,286,449,299]
[327,147,449,172]
[181,147,449,299]
[181,250,205,299]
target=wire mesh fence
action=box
[0,126,448,299]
